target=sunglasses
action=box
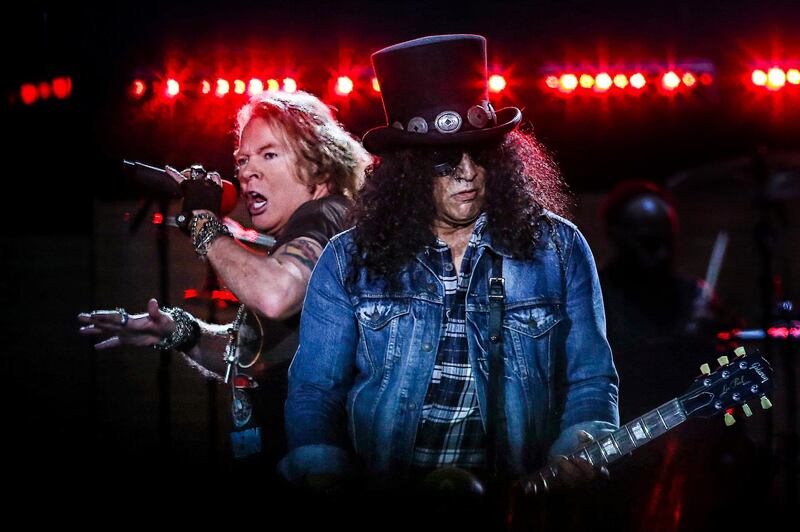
[431,148,469,178]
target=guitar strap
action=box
[487,252,508,481]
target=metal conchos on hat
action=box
[434,111,462,134]
[407,117,428,134]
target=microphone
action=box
[122,159,240,215]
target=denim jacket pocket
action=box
[502,303,563,391]
[355,298,411,374]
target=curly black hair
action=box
[346,129,572,284]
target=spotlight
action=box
[200,80,211,95]
[751,69,768,87]
[767,67,786,90]
[488,74,506,93]
[613,74,628,89]
[335,76,354,96]
[559,74,578,92]
[579,74,594,89]
[787,69,800,85]
[283,77,297,92]
[131,79,147,98]
[594,72,612,91]
[165,78,180,98]
[52,77,72,99]
[233,80,246,95]
[248,78,264,95]
[267,79,280,92]
[371,77,381,92]
[20,83,38,105]
[662,71,681,90]
[630,72,647,89]
[682,72,697,87]
[215,79,230,97]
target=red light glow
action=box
[216,79,230,97]
[372,77,381,92]
[545,75,559,89]
[38,82,52,99]
[200,80,211,95]
[682,72,697,87]
[559,74,578,92]
[20,84,38,105]
[594,72,612,91]
[488,74,507,93]
[52,77,72,99]
[165,79,180,98]
[267,79,280,92]
[613,74,628,89]
[283,78,297,93]
[787,69,800,85]
[152,213,164,225]
[699,73,713,85]
[233,80,246,94]
[662,71,681,90]
[335,76,354,96]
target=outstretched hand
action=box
[78,298,175,349]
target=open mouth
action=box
[247,191,268,215]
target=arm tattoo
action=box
[277,239,321,271]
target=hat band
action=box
[390,101,497,135]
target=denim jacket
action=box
[279,212,619,484]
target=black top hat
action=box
[362,34,522,154]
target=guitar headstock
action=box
[679,347,774,425]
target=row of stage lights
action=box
[16,77,73,105]
[127,65,800,103]
[130,73,510,99]
[15,63,797,107]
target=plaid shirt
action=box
[410,213,488,473]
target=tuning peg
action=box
[717,356,730,366]
[761,397,773,410]
[734,346,746,358]
[724,413,736,426]
[742,404,753,417]
[700,363,711,375]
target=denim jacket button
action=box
[408,402,417,410]
[421,342,433,352]
[444,263,454,272]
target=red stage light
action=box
[267,79,280,92]
[594,72,612,91]
[372,77,381,92]
[662,71,681,90]
[36,82,51,100]
[335,76,354,96]
[613,74,628,89]
[682,72,697,87]
[699,72,713,85]
[233,80,246,94]
[751,69,768,87]
[131,79,147,98]
[559,74,578,92]
[20,83,38,105]
[630,72,647,89]
[200,80,211,95]
[152,213,164,225]
[488,74,506,93]
[767,67,787,90]
[52,77,72,99]
[579,74,594,89]
[545,75,559,89]
[165,78,180,98]
[787,69,800,85]
[216,79,230,97]
[248,78,264,95]
[283,78,297,93]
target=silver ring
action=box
[116,307,129,326]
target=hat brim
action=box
[362,107,522,154]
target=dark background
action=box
[1,0,798,515]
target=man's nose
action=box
[455,154,478,182]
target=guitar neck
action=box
[534,398,687,489]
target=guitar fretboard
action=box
[537,399,687,487]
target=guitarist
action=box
[79,90,371,487]
[280,34,620,521]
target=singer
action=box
[79,90,371,481]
